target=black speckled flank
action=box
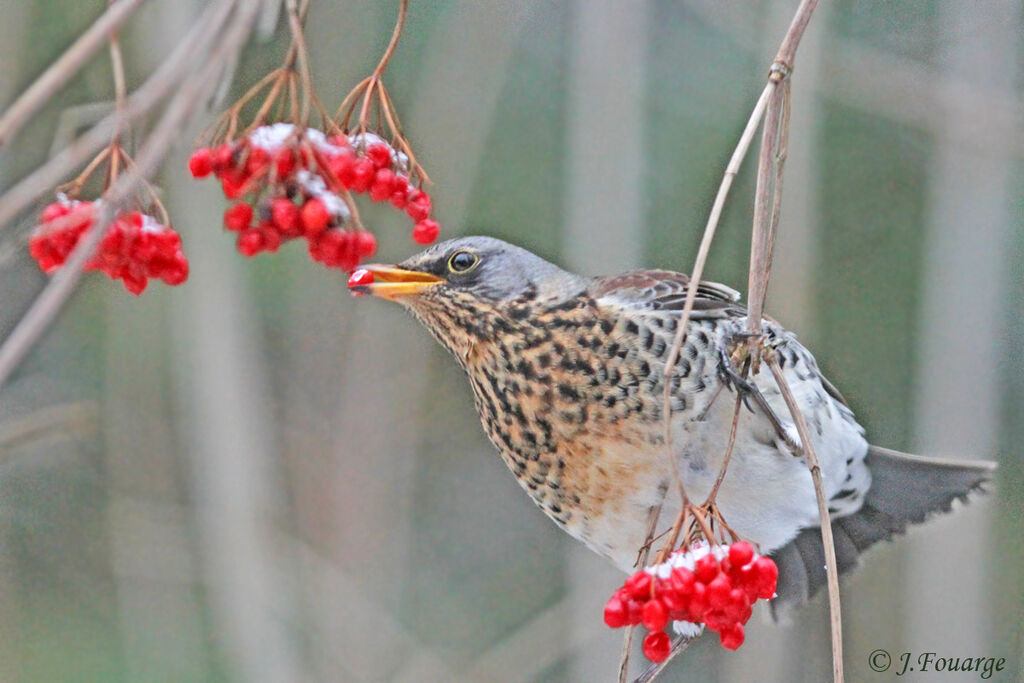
[383,236,865,554]
[405,269,742,529]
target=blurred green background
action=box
[0,1,1021,681]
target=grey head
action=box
[394,235,590,304]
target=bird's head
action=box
[349,236,588,360]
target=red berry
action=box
[706,575,733,609]
[261,224,283,252]
[370,168,396,202]
[670,568,696,595]
[212,143,234,174]
[354,231,377,258]
[348,268,374,286]
[189,147,214,177]
[300,198,331,237]
[224,203,254,232]
[625,571,652,600]
[40,201,71,223]
[245,146,271,177]
[237,229,264,257]
[121,268,148,295]
[389,175,411,209]
[603,594,628,629]
[351,158,376,193]
[704,608,732,632]
[161,258,189,286]
[366,142,392,169]
[222,174,248,199]
[271,198,300,233]
[694,554,720,584]
[641,599,669,632]
[274,148,296,179]
[412,219,440,245]
[752,557,778,600]
[688,582,707,617]
[723,589,750,622]
[406,189,432,222]
[642,630,671,663]
[719,623,744,650]
[728,542,754,568]
[327,151,356,188]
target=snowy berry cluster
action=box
[188,123,440,270]
[603,541,778,662]
[29,196,189,295]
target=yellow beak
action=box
[349,264,444,300]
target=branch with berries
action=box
[0,0,442,392]
[617,1,831,681]
[188,0,440,272]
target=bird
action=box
[348,235,995,610]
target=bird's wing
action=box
[588,269,743,318]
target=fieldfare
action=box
[349,236,995,608]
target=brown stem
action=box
[284,0,314,123]
[658,84,772,513]
[59,146,112,197]
[767,354,843,682]
[653,504,689,566]
[745,77,789,349]
[633,635,695,683]
[379,85,430,183]
[618,503,664,683]
[357,0,408,128]
[104,1,129,190]
[702,392,745,505]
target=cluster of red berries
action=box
[29,196,189,295]
[603,541,778,662]
[188,124,440,270]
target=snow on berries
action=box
[189,124,441,270]
[29,195,189,295]
[603,541,778,662]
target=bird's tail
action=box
[770,445,996,615]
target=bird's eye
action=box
[448,250,479,274]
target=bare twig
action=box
[741,1,844,680]
[0,0,237,232]
[767,355,843,682]
[357,0,408,128]
[0,0,148,148]
[658,83,772,512]
[0,0,261,392]
[649,0,838,680]
[618,502,663,683]
[632,634,695,683]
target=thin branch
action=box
[0,0,237,232]
[658,82,772,510]
[632,634,695,683]
[744,75,789,347]
[0,0,148,148]
[357,0,408,128]
[767,355,843,682]
[618,502,664,683]
[0,0,261,392]
[739,1,842,680]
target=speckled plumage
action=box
[357,236,994,608]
